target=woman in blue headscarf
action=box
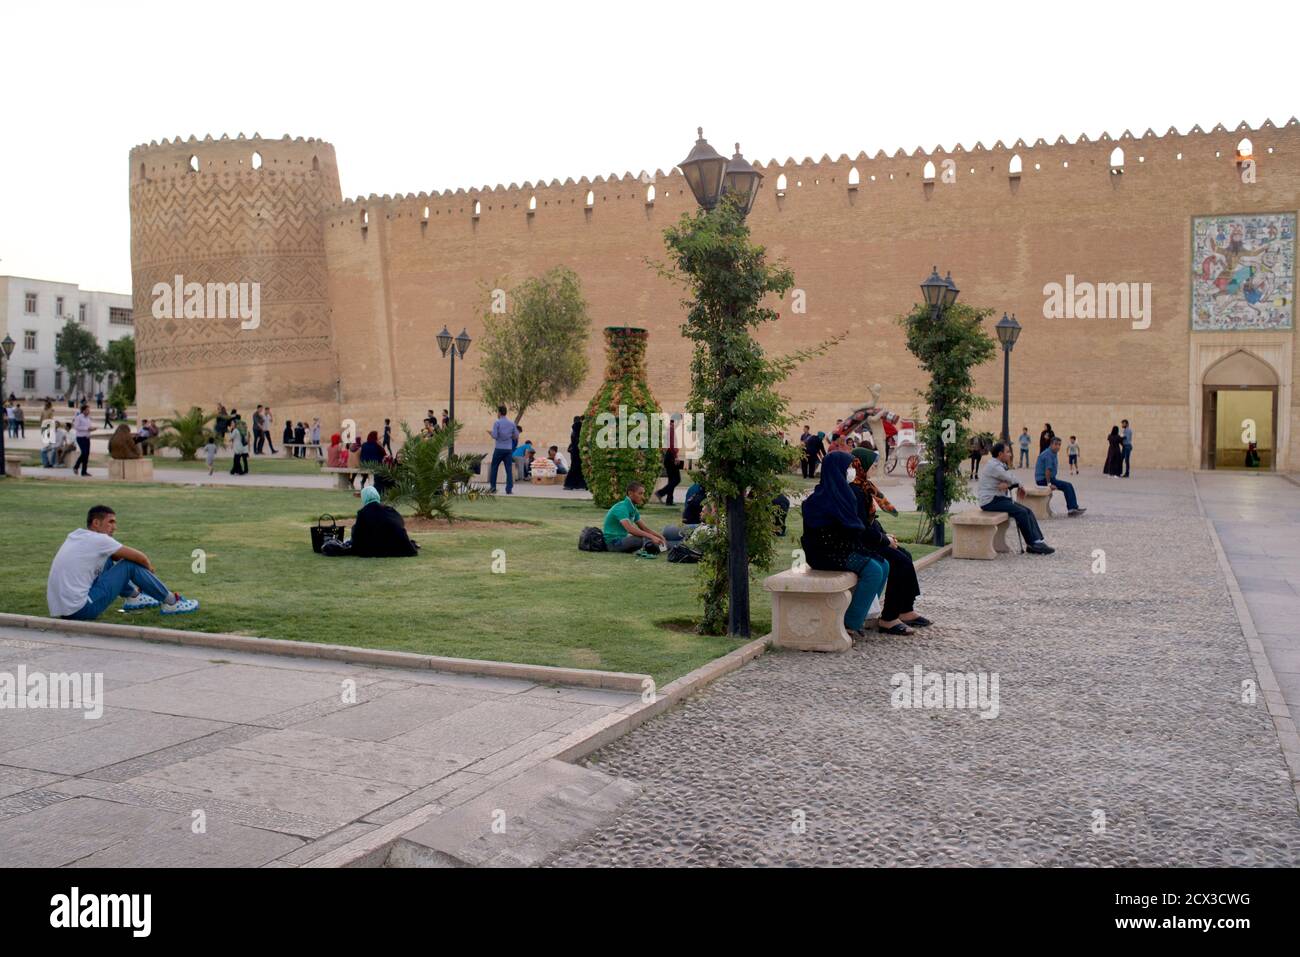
[800,450,889,639]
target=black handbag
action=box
[311,514,344,553]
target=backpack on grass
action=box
[578,527,607,552]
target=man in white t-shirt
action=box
[47,505,199,621]
[548,445,569,474]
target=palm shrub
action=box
[155,407,214,461]
[579,327,663,509]
[370,421,482,522]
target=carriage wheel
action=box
[885,453,898,474]
[906,455,919,478]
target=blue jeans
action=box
[1037,477,1078,510]
[1122,444,1132,476]
[488,448,514,492]
[1018,447,1029,467]
[662,523,699,544]
[65,559,172,621]
[844,552,889,630]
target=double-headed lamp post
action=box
[678,128,763,638]
[920,267,960,548]
[0,335,13,476]
[995,312,1022,444]
[436,326,472,456]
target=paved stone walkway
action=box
[0,626,636,867]
[553,471,1300,866]
[1197,471,1300,722]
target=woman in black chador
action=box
[1103,426,1124,477]
[564,415,588,490]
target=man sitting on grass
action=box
[603,481,668,554]
[47,505,199,621]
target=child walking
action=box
[203,434,218,476]
[1067,435,1080,475]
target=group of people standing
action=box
[1019,420,1133,478]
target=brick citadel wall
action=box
[130,134,342,431]
[132,120,1300,469]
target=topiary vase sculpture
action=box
[579,326,662,509]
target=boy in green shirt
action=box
[603,481,668,552]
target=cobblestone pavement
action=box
[553,471,1300,866]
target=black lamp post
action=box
[436,326,471,456]
[995,312,1022,444]
[678,128,763,639]
[0,335,14,477]
[920,267,960,548]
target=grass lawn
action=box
[0,479,938,684]
[148,454,326,475]
[12,452,328,476]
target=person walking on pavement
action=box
[654,414,684,506]
[72,403,94,476]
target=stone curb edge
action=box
[304,545,954,867]
[1190,476,1300,811]
[0,612,649,692]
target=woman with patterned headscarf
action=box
[849,447,932,634]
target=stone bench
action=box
[763,568,859,653]
[951,510,1011,560]
[320,466,376,491]
[1022,484,1054,521]
[281,443,322,458]
[108,458,154,481]
[3,454,25,478]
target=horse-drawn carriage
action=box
[833,402,925,477]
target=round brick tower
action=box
[128,133,342,424]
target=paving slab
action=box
[389,759,638,867]
[226,729,471,787]
[0,709,229,775]
[124,749,417,823]
[0,628,632,865]
[385,697,585,760]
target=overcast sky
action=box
[2,0,1296,293]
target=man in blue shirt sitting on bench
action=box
[1035,436,1086,517]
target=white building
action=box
[0,276,133,398]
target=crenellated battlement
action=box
[316,117,1300,233]
[130,133,339,188]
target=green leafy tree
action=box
[54,320,106,397]
[105,336,136,404]
[662,193,836,636]
[370,421,483,521]
[477,266,591,425]
[155,407,214,461]
[898,301,998,541]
